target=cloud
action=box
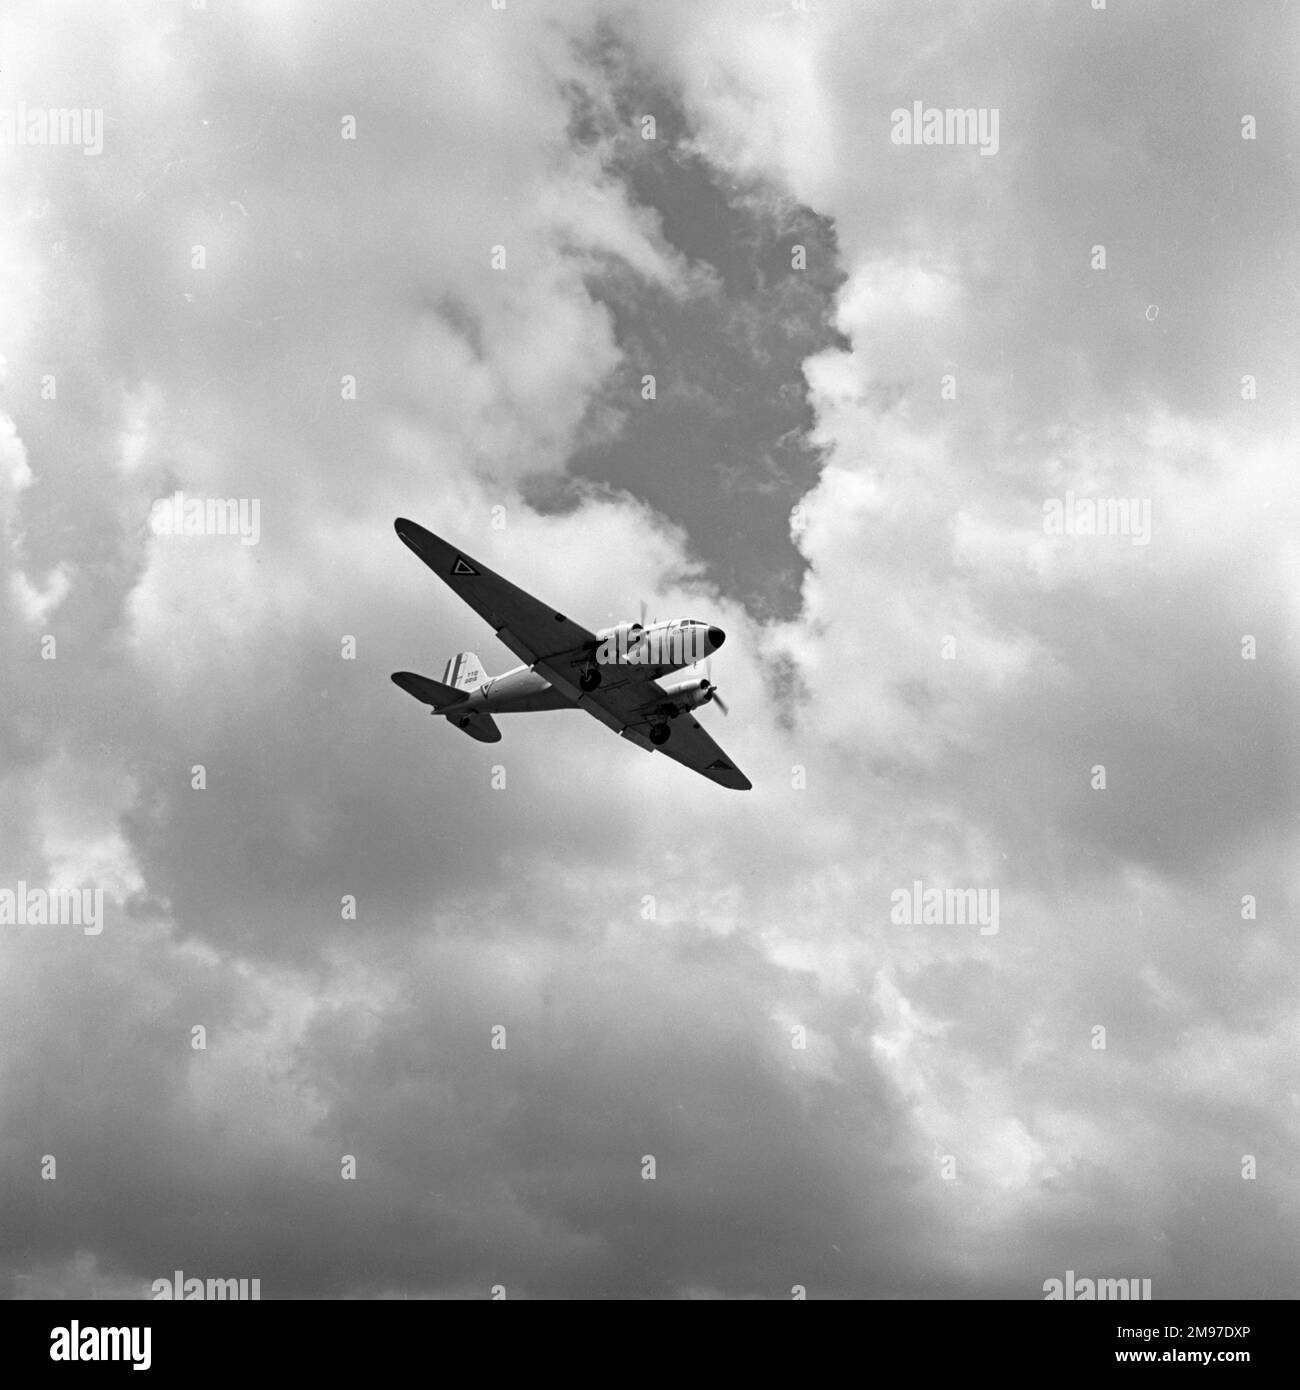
[0,0,1296,1301]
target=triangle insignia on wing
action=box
[450,556,479,576]
[707,759,733,771]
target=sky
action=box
[1,0,1297,1299]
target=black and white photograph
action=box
[0,0,1296,1354]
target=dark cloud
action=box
[0,0,1297,1304]
[535,45,848,618]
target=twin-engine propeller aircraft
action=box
[391,517,751,790]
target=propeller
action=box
[702,659,729,716]
[640,603,731,714]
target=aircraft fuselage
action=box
[456,620,723,714]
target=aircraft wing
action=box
[582,676,753,791]
[647,713,751,790]
[394,518,599,685]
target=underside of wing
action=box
[395,517,596,683]
[581,675,752,790]
[652,717,751,790]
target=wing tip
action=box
[395,515,439,543]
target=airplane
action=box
[390,517,752,790]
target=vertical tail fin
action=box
[442,652,486,692]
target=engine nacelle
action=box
[659,676,714,711]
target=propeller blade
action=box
[639,598,648,628]
[712,692,729,716]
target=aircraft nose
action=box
[708,626,726,650]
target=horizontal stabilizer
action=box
[445,709,501,743]
[391,670,468,709]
